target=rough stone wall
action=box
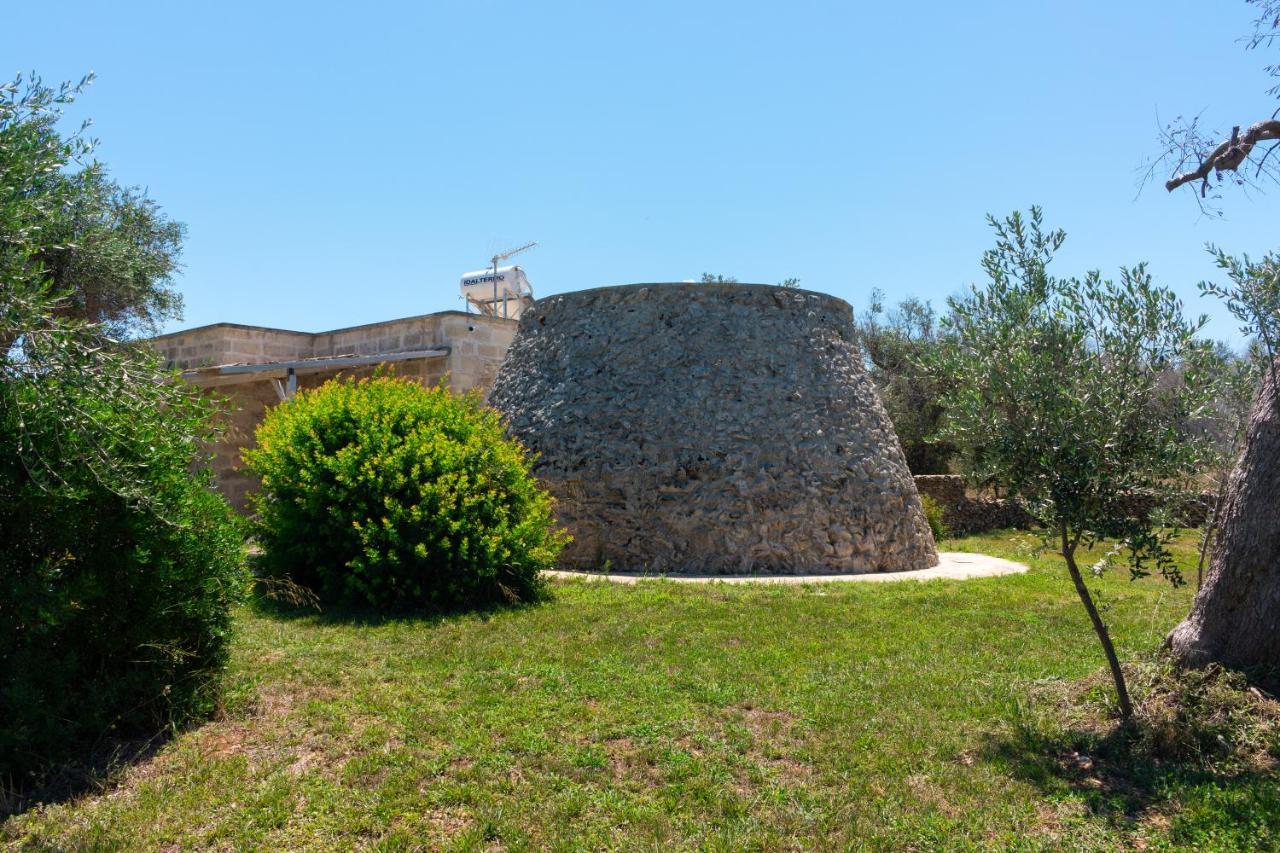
[912,475,965,509]
[912,474,1030,535]
[152,312,515,510]
[491,283,939,575]
[913,474,1213,535]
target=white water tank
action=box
[460,265,534,319]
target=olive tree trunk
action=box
[1167,357,1280,680]
[1063,543,1134,718]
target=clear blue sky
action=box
[5,0,1277,344]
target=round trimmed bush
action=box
[244,376,565,610]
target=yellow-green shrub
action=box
[244,376,565,610]
[921,494,948,540]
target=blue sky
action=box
[6,0,1278,344]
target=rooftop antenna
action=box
[459,242,538,320]
[492,240,537,272]
[489,241,536,319]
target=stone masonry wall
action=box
[491,283,939,575]
[913,474,1214,536]
[912,475,1033,535]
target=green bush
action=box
[244,376,565,611]
[2,75,245,785]
[920,494,948,540]
[1,300,246,781]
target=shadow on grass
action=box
[984,720,1277,821]
[2,728,175,820]
[247,575,552,627]
[980,668,1280,847]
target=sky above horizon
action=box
[5,0,1278,345]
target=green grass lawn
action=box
[5,531,1277,850]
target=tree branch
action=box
[1166,118,1280,191]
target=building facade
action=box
[154,311,517,509]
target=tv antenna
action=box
[459,241,539,320]
[491,241,537,276]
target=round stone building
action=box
[489,283,938,575]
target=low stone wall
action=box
[913,474,1214,536]
[1114,491,1216,529]
[912,475,966,510]
[913,475,1032,535]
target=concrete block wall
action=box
[441,314,519,393]
[152,311,517,509]
[155,325,316,370]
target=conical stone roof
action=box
[490,283,939,575]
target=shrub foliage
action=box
[245,376,565,610]
[2,73,244,783]
[1,288,246,781]
[920,494,948,540]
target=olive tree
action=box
[1,73,242,780]
[937,208,1215,717]
[1,73,185,341]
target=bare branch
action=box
[1166,118,1280,191]
[1254,139,1280,176]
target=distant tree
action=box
[1153,1,1280,212]
[0,73,184,340]
[937,207,1214,717]
[698,274,800,287]
[37,168,185,338]
[856,289,957,474]
[1199,340,1266,458]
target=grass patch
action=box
[4,531,1275,849]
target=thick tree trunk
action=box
[1167,359,1280,682]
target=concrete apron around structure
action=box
[543,552,1028,585]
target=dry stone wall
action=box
[912,474,1214,535]
[912,475,1034,535]
[491,283,939,574]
